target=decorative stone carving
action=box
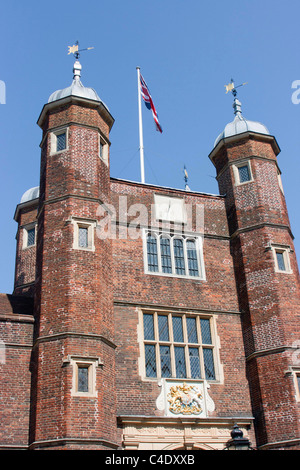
[167,382,203,415]
[156,379,215,417]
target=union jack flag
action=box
[140,73,163,133]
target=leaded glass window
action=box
[203,348,215,380]
[143,312,217,380]
[144,313,155,340]
[160,237,172,273]
[147,234,159,272]
[272,245,291,273]
[172,316,184,343]
[297,374,300,396]
[186,240,199,276]
[145,344,156,377]
[100,141,104,158]
[145,232,203,279]
[27,228,35,247]
[174,346,186,378]
[186,317,198,343]
[56,132,66,152]
[160,345,171,377]
[238,164,251,183]
[77,366,89,393]
[173,238,186,275]
[78,226,88,248]
[276,251,286,271]
[200,318,212,344]
[189,347,201,379]
[158,315,169,341]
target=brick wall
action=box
[110,180,253,428]
[0,295,34,448]
[213,133,300,449]
[14,202,38,296]
[30,98,117,449]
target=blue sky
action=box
[0,0,299,294]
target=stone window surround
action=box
[232,159,254,186]
[285,366,300,402]
[269,243,292,274]
[137,308,222,384]
[22,222,37,249]
[71,217,97,252]
[99,134,109,166]
[62,355,102,398]
[294,369,300,402]
[143,229,206,281]
[50,126,69,155]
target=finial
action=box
[225,78,248,115]
[183,165,190,191]
[233,97,243,115]
[68,41,95,81]
[73,60,82,81]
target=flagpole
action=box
[136,66,145,183]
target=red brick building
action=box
[0,59,299,450]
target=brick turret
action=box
[29,59,117,449]
[209,96,300,449]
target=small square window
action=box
[23,224,37,249]
[78,226,89,248]
[27,228,36,246]
[51,128,68,154]
[290,369,300,402]
[271,244,292,274]
[99,136,108,165]
[238,165,251,183]
[77,366,89,393]
[100,141,104,159]
[56,132,66,152]
[69,356,101,397]
[276,251,286,271]
[233,161,253,185]
[71,218,96,251]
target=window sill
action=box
[144,270,206,281]
[73,246,95,252]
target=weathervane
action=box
[67,41,94,59]
[225,78,247,97]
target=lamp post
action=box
[224,424,254,450]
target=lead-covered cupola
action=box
[209,81,280,164]
[37,56,114,132]
[48,59,109,110]
[214,97,270,148]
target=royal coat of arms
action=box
[167,382,203,415]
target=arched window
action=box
[173,238,186,275]
[186,239,199,276]
[146,233,158,272]
[160,236,172,273]
[145,231,204,279]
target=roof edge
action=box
[110,177,223,198]
[37,95,115,130]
